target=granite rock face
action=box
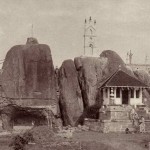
[99,50,134,78]
[1,38,57,103]
[59,59,83,126]
[1,38,59,130]
[74,57,105,107]
[134,69,150,86]
[133,69,150,106]
[74,50,131,108]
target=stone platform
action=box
[99,105,132,120]
[84,118,135,133]
[84,105,150,133]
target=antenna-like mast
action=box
[145,54,148,70]
[129,50,133,65]
[31,24,34,37]
[145,54,148,64]
[126,52,129,64]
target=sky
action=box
[0,0,150,67]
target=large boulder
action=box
[74,56,105,107]
[1,38,57,106]
[133,69,150,86]
[100,50,134,78]
[59,59,83,126]
[133,69,150,107]
[74,50,133,107]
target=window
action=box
[136,89,140,98]
[116,88,120,98]
[131,89,134,98]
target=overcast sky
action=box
[0,0,150,67]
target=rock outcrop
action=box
[2,40,150,129]
[100,50,134,78]
[74,57,105,107]
[74,50,132,108]
[133,69,150,86]
[1,105,16,131]
[1,38,57,105]
[59,59,83,126]
[133,69,150,107]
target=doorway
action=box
[122,89,129,104]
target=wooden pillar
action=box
[110,87,115,105]
[102,88,105,99]
[120,88,122,104]
[47,110,52,129]
[140,88,142,99]
[128,89,131,105]
[102,88,106,105]
[114,87,116,99]
[140,88,142,104]
[108,88,110,104]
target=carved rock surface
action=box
[59,59,83,126]
[1,38,57,104]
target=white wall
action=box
[129,88,142,105]
[114,87,122,105]
[102,87,143,105]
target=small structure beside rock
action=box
[84,67,150,133]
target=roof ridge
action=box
[99,67,148,88]
[98,68,119,88]
[105,68,122,86]
[119,69,148,87]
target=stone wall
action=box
[0,119,2,131]
[99,105,132,121]
[84,118,101,132]
[84,105,150,133]
[84,118,134,133]
[145,120,150,132]
[101,120,134,133]
[100,111,130,121]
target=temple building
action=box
[100,68,148,106]
[85,68,150,133]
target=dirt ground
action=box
[0,131,150,150]
[0,135,12,150]
[73,131,150,150]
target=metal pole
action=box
[84,35,85,55]
[31,24,33,37]
[84,20,86,55]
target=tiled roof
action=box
[100,69,148,88]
